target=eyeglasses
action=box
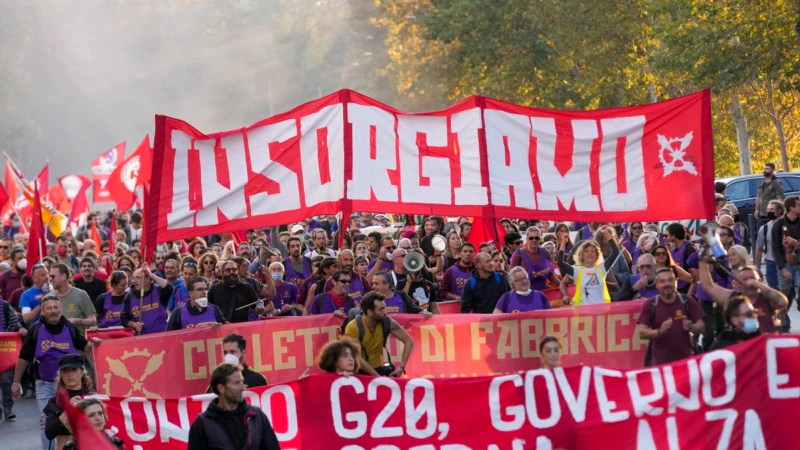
[528,236,540,241]
[740,310,756,318]
[631,225,643,230]
[384,246,396,250]
[513,276,529,283]
[513,241,523,246]
[0,246,9,249]
[203,260,215,265]
[654,251,668,256]
[638,264,654,270]
[719,233,732,238]
[337,279,351,284]
[193,287,209,292]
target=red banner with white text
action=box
[98,335,800,450]
[146,89,715,244]
[0,332,22,372]
[93,302,647,399]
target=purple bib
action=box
[581,226,594,240]
[311,293,354,315]
[499,290,547,313]
[180,303,217,329]
[384,292,406,315]
[272,283,299,316]
[99,293,124,328]
[34,323,75,381]
[131,289,168,335]
[284,257,312,288]
[516,247,553,291]
[347,276,366,304]
[630,275,659,300]
[172,287,189,311]
[450,265,472,296]
[670,241,693,291]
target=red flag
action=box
[136,135,152,189]
[231,230,248,246]
[3,161,18,217]
[66,176,92,229]
[26,182,47,276]
[56,389,118,450]
[108,212,116,255]
[91,221,102,247]
[0,183,8,214]
[105,137,147,211]
[34,163,49,198]
[91,142,125,203]
[467,217,506,252]
[47,184,69,214]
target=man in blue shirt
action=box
[20,264,49,324]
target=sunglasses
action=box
[719,233,732,238]
[528,236,541,241]
[0,246,9,249]
[638,264,654,270]
[384,246,396,250]
[183,262,197,268]
[740,310,756,318]
[631,226,643,230]
[654,251,668,256]
[337,279,351,284]
[514,241,523,246]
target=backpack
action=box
[468,272,503,290]
[643,294,690,367]
[341,309,392,362]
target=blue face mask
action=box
[742,318,759,334]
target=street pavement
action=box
[3,304,800,450]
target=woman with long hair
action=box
[651,244,693,284]
[93,271,129,329]
[419,216,446,256]
[187,238,207,260]
[44,355,96,448]
[114,255,135,271]
[441,231,462,272]
[727,245,752,271]
[62,398,125,449]
[557,226,620,305]
[198,252,219,280]
[554,223,573,255]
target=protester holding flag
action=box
[61,398,124,450]
[120,267,173,335]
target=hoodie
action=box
[188,398,280,450]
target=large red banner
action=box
[146,90,715,244]
[0,332,22,372]
[97,335,800,449]
[93,302,647,399]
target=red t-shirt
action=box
[637,296,705,365]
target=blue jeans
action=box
[35,379,55,450]
[766,260,779,289]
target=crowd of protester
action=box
[0,175,799,448]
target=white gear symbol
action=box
[657,132,697,176]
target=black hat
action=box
[58,354,85,370]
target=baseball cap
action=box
[291,224,305,234]
[58,354,85,370]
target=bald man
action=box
[323,249,371,304]
[120,267,174,334]
[461,252,510,313]
[83,239,97,254]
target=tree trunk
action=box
[765,80,792,172]
[729,90,752,175]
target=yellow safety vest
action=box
[572,265,611,306]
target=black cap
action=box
[58,354,85,370]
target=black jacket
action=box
[44,388,95,440]
[63,435,124,450]
[460,270,511,314]
[188,399,280,450]
[709,329,761,351]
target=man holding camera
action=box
[344,292,414,377]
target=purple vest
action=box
[284,257,312,288]
[516,247,553,290]
[172,287,189,310]
[180,303,217,329]
[347,276,366,304]
[581,226,594,240]
[272,282,299,316]
[630,275,659,300]
[498,290,547,313]
[623,238,637,255]
[311,293,354,315]
[670,241,693,291]
[384,292,406,315]
[368,258,395,272]
[34,323,75,381]
[99,293,124,328]
[450,265,472,296]
[131,289,168,335]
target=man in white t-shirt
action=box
[755,199,785,289]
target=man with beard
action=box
[167,277,227,331]
[698,259,787,334]
[51,263,96,335]
[281,236,313,289]
[630,254,659,299]
[73,257,107,306]
[188,364,279,450]
[440,243,477,301]
[709,296,763,350]
[304,229,337,258]
[637,268,704,366]
[233,257,275,299]
[306,270,357,317]
[11,296,101,450]
[208,261,266,323]
[755,163,785,226]
[0,248,25,300]
[323,250,371,304]
[371,271,431,317]
[120,267,174,334]
[205,334,268,392]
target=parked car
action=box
[717,172,800,220]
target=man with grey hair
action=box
[493,266,551,313]
[631,253,659,299]
[371,271,431,317]
[461,252,510,313]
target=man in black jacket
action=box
[188,363,280,450]
[461,253,511,313]
[710,296,762,351]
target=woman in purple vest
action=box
[94,271,129,329]
[510,228,559,291]
[166,277,227,331]
[493,267,551,314]
[120,267,174,335]
[439,242,476,300]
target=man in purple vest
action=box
[282,236,312,289]
[372,271,432,318]
[306,270,356,317]
[120,267,174,335]
[440,242,477,301]
[167,277,227,331]
[324,250,372,304]
[268,262,301,316]
[494,266,551,314]
[11,295,101,450]
[631,254,660,300]
[366,236,397,277]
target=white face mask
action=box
[223,353,240,365]
[195,297,208,308]
[16,258,26,271]
[516,289,532,296]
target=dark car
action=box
[717,172,800,219]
